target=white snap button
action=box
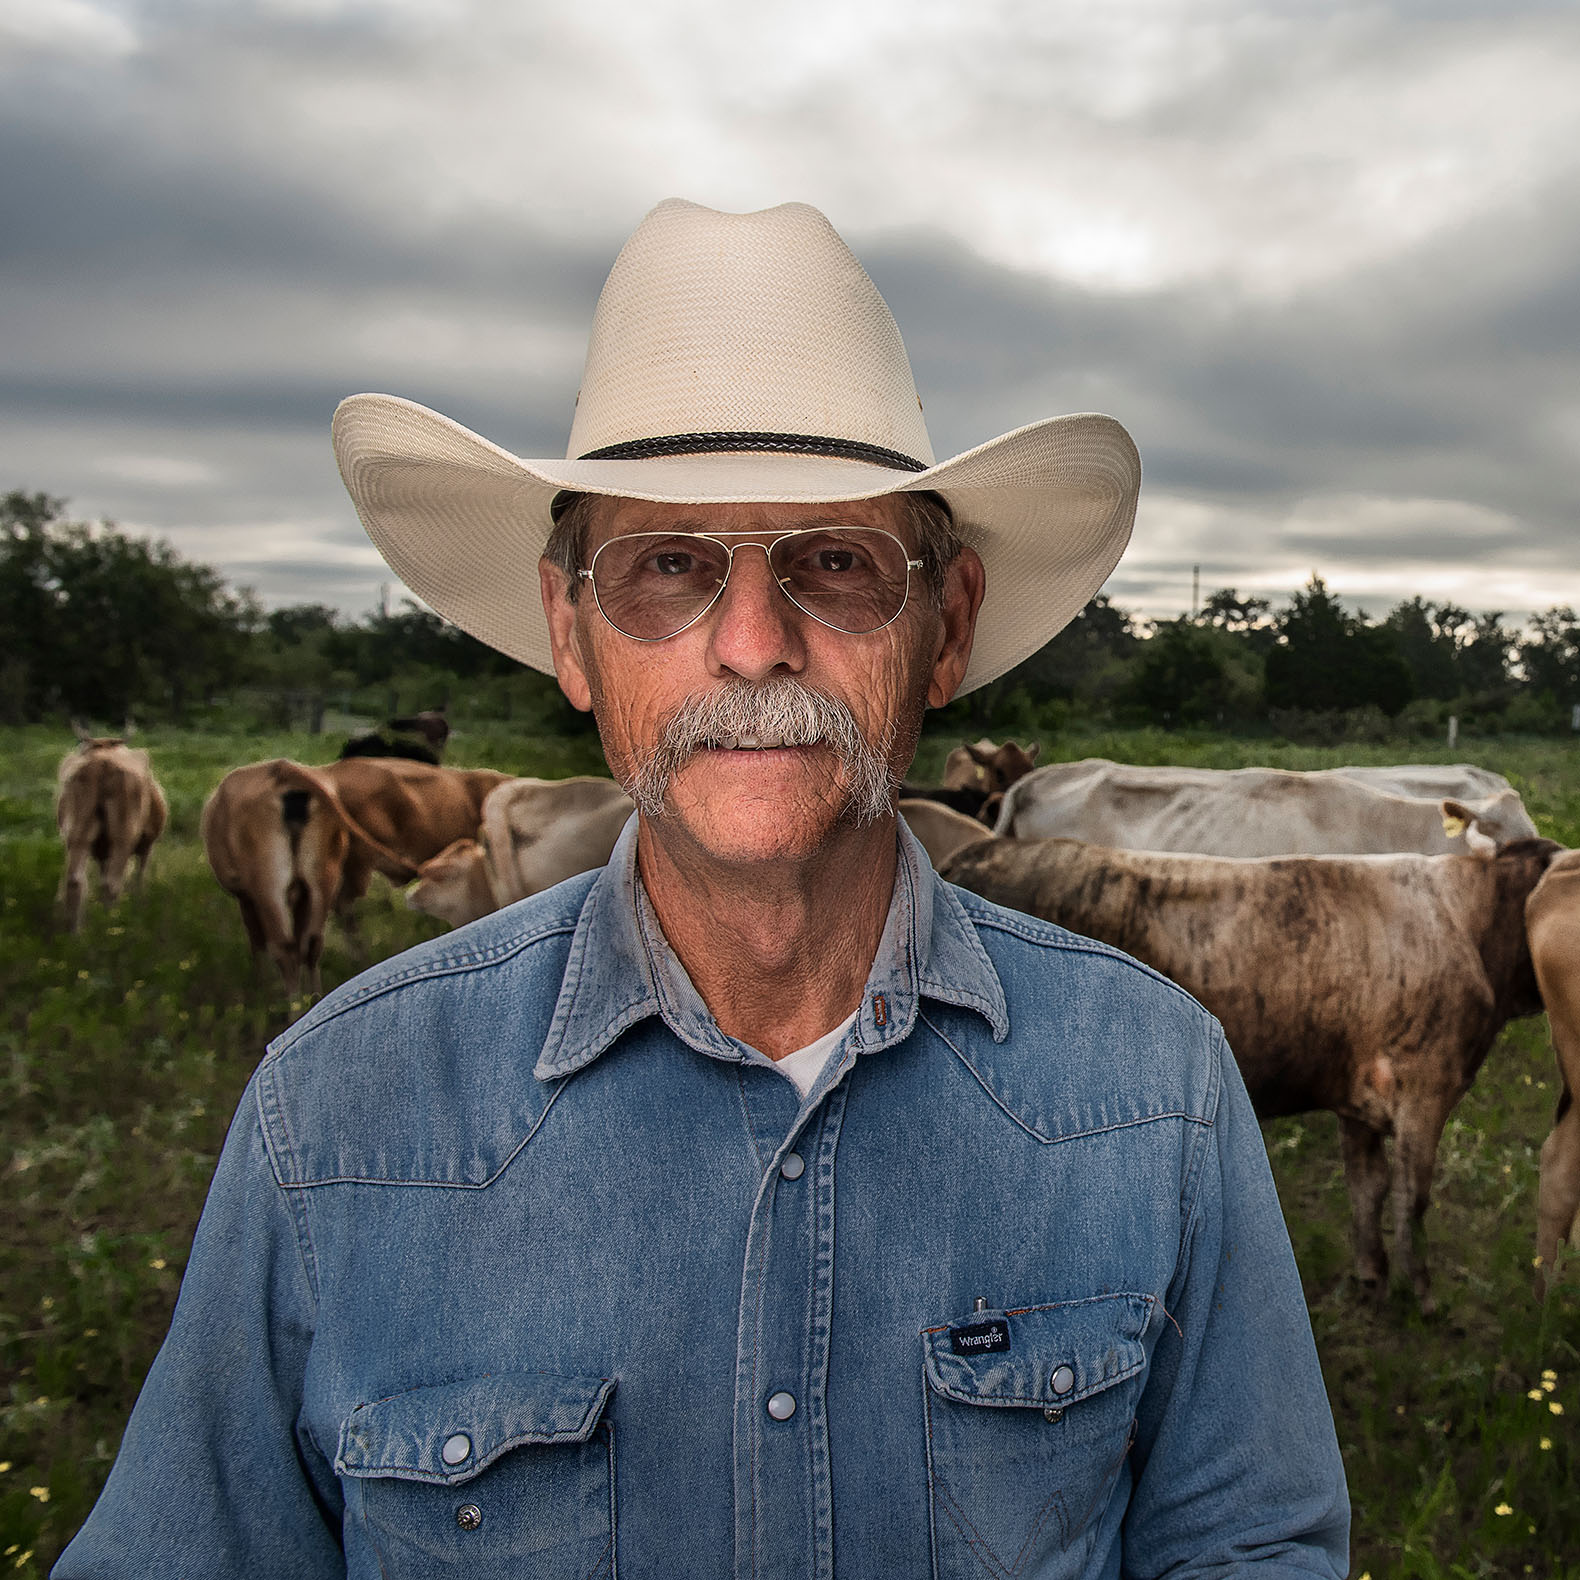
[1051,1365,1075,1396]
[780,1152,805,1181]
[441,1432,472,1465]
[766,1391,797,1421]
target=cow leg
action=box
[1338,1117,1390,1300]
[333,854,375,960]
[57,844,92,933]
[1391,1107,1448,1314]
[97,833,138,910]
[1536,1091,1580,1296]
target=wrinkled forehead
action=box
[590,494,913,551]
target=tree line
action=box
[6,491,1579,738]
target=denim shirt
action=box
[57,819,1348,1580]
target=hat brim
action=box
[332,393,1140,695]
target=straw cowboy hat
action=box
[332,198,1140,694]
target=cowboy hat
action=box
[332,198,1140,694]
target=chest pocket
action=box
[922,1294,1152,1580]
[335,1370,616,1580]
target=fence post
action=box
[1447,714,1458,748]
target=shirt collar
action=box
[534,813,1008,1082]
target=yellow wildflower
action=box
[0,1462,9,1472]
[1550,1401,1564,1416]
[1494,1502,1513,1516]
[1542,1369,1558,1382]
[149,1257,167,1271]
[13,1554,32,1571]
[1542,1378,1556,1392]
[1528,1388,1544,1401]
[1541,1436,1553,1450]
[28,1486,49,1503]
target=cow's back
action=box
[995,757,1529,857]
[943,836,1500,1117]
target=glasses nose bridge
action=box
[709,535,791,599]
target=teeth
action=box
[709,733,789,750]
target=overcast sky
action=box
[3,0,1578,626]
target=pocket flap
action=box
[923,1293,1153,1409]
[336,1370,616,1486]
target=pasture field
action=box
[3,722,1579,1576]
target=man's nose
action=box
[705,543,806,681]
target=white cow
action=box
[992,758,1537,857]
[409,776,634,927]
[1315,763,1516,800]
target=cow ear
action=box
[1026,741,1040,761]
[966,743,994,764]
[1440,799,1471,840]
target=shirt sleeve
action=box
[1121,1028,1351,1579]
[52,1075,344,1580]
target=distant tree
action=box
[1456,611,1516,697]
[1386,597,1460,701]
[1198,587,1275,649]
[1521,607,1580,701]
[0,493,255,721]
[1266,575,1414,716]
[1015,594,1141,700]
[1125,618,1263,727]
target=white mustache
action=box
[623,677,898,824]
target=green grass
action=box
[2,723,1578,1575]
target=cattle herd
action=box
[49,727,1580,1309]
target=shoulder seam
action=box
[264,916,579,1061]
[953,892,1216,1024]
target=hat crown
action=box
[565,199,936,468]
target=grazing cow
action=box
[942,827,1562,1308]
[407,838,496,929]
[202,756,511,993]
[339,709,452,766]
[407,778,634,928]
[1529,847,1580,1293]
[478,776,633,908]
[899,738,1040,825]
[994,757,1538,856]
[54,737,168,931]
[940,737,1040,793]
[897,798,995,870]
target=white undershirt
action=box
[771,1008,860,1097]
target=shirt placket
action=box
[731,1068,851,1580]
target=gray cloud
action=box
[2,0,1578,624]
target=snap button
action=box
[1051,1365,1075,1396]
[456,1503,483,1531]
[1043,1406,1065,1423]
[779,1152,805,1181]
[441,1432,472,1465]
[766,1390,797,1421]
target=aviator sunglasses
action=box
[578,526,924,642]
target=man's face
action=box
[541,495,983,867]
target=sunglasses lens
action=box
[587,526,914,639]
[771,528,912,634]
[590,533,733,639]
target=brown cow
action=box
[55,737,168,931]
[1529,847,1580,1294]
[202,756,511,994]
[940,737,1040,795]
[943,828,1562,1309]
[407,838,497,929]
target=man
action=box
[58,200,1347,1578]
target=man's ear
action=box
[540,560,594,713]
[926,546,986,709]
